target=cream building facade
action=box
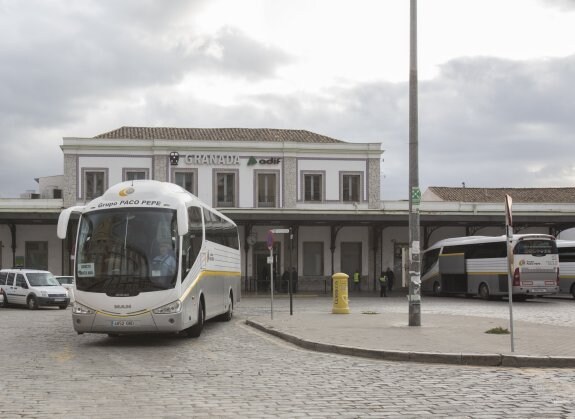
[2,126,575,293]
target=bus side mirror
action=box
[57,206,84,239]
[177,206,188,236]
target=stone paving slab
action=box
[245,311,575,368]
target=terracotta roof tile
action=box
[94,126,344,143]
[428,186,575,203]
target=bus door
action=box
[438,252,467,293]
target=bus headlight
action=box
[153,300,182,314]
[72,302,95,315]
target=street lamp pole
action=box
[408,0,422,326]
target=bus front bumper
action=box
[72,310,185,334]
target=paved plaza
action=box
[0,295,573,418]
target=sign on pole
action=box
[505,194,515,352]
[271,228,290,234]
[411,186,421,207]
[505,194,513,233]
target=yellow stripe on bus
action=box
[439,253,465,257]
[467,272,506,275]
[180,270,241,302]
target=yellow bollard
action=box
[332,272,350,314]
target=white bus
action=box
[57,180,241,337]
[421,234,559,300]
[556,240,575,299]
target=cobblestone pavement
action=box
[0,297,573,418]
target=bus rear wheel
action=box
[479,283,490,300]
[220,292,233,322]
[187,300,205,338]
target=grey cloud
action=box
[0,2,292,129]
[1,0,574,201]
[109,54,575,200]
[192,27,293,80]
[417,55,575,192]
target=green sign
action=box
[411,187,421,205]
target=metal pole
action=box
[408,0,421,326]
[289,228,293,315]
[270,247,274,320]
[506,225,515,352]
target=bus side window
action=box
[422,248,440,276]
[559,247,575,262]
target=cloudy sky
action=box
[1,0,574,199]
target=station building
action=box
[2,126,575,293]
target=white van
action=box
[0,269,70,309]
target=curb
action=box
[245,319,575,368]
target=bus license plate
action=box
[111,320,135,327]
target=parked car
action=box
[0,269,70,309]
[54,276,75,303]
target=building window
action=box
[303,242,324,276]
[215,171,237,207]
[303,173,323,202]
[256,172,278,208]
[25,241,48,270]
[83,170,107,200]
[123,169,148,182]
[173,170,197,194]
[341,173,361,202]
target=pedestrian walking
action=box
[281,269,289,293]
[353,270,360,292]
[386,267,395,293]
[291,267,298,293]
[379,271,388,297]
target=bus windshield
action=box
[75,208,179,296]
[514,239,557,256]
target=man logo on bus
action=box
[169,152,180,166]
[119,187,135,197]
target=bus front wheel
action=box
[479,283,490,300]
[187,300,205,338]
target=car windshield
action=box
[27,273,61,287]
[75,208,179,296]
